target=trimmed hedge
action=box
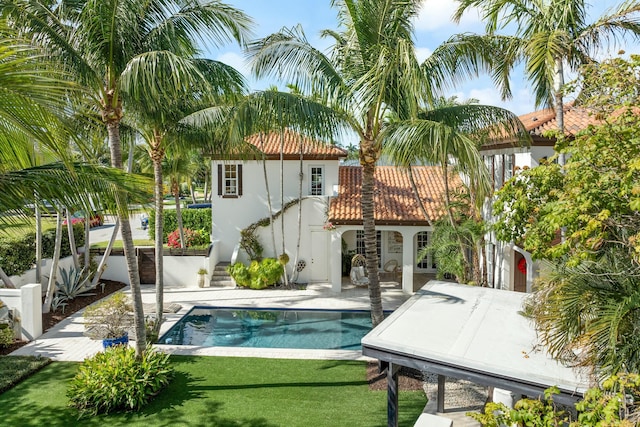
[0,223,85,276]
[148,208,212,243]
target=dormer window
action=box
[310,166,324,196]
[217,164,243,198]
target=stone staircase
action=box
[209,262,236,287]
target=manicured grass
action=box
[0,356,51,393]
[90,239,155,249]
[0,356,425,426]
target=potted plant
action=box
[83,292,133,348]
[197,268,208,288]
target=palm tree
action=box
[454,0,640,164]
[6,0,252,356]
[383,103,528,284]
[248,1,525,326]
[126,57,246,335]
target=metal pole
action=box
[387,363,400,427]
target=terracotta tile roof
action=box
[519,103,600,138]
[329,166,459,225]
[243,129,347,160]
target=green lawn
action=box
[0,356,425,426]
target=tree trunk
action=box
[0,266,15,289]
[83,215,90,274]
[279,129,288,287]
[408,166,431,224]
[152,132,165,336]
[35,202,42,284]
[173,180,185,248]
[443,163,470,284]
[289,136,304,282]
[360,137,384,327]
[106,117,146,357]
[554,57,566,166]
[260,133,277,257]
[65,208,80,269]
[43,212,63,313]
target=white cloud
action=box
[414,0,482,32]
[216,51,250,77]
[415,47,432,63]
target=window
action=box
[504,154,515,181]
[416,231,436,269]
[493,155,503,190]
[310,166,324,196]
[217,164,243,197]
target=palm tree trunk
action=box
[152,133,165,336]
[0,267,15,289]
[279,129,288,287]
[443,163,470,283]
[83,217,90,274]
[408,166,431,224]
[290,136,304,282]
[91,140,135,287]
[65,208,80,269]
[554,57,566,166]
[361,151,384,327]
[107,118,146,357]
[173,180,185,248]
[35,203,42,284]
[43,212,63,313]
[260,133,277,257]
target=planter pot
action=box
[197,274,207,288]
[102,333,129,349]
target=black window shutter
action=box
[238,165,243,196]
[217,164,222,195]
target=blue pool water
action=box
[158,307,379,350]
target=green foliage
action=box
[493,57,640,264]
[527,249,640,377]
[148,208,211,243]
[0,323,14,347]
[470,375,640,426]
[83,292,132,339]
[227,258,284,289]
[55,266,94,300]
[239,228,263,261]
[67,346,173,417]
[0,223,85,276]
[166,228,209,248]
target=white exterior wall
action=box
[0,283,42,340]
[212,158,341,261]
[10,255,78,290]
[251,197,329,283]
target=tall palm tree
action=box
[248,0,524,326]
[126,57,246,335]
[454,0,640,163]
[6,0,252,356]
[383,103,528,284]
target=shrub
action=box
[0,324,14,347]
[166,228,209,248]
[67,346,173,417]
[55,266,94,301]
[148,209,211,242]
[83,292,132,340]
[227,258,284,289]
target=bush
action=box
[148,209,211,242]
[227,258,284,289]
[67,346,173,417]
[166,228,209,248]
[0,222,85,276]
[0,324,14,347]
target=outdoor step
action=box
[210,274,232,281]
[211,269,230,277]
[209,279,235,288]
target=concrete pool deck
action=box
[10,277,428,362]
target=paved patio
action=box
[11,276,432,362]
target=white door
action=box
[310,231,328,281]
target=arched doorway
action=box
[513,251,527,293]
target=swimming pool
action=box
[158,307,381,350]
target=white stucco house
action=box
[211,130,457,293]
[481,103,599,292]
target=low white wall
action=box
[0,284,42,340]
[9,256,76,289]
[99,255,130,284]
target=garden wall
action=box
[0,283,42,340]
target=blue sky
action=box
[207,0,638,116]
